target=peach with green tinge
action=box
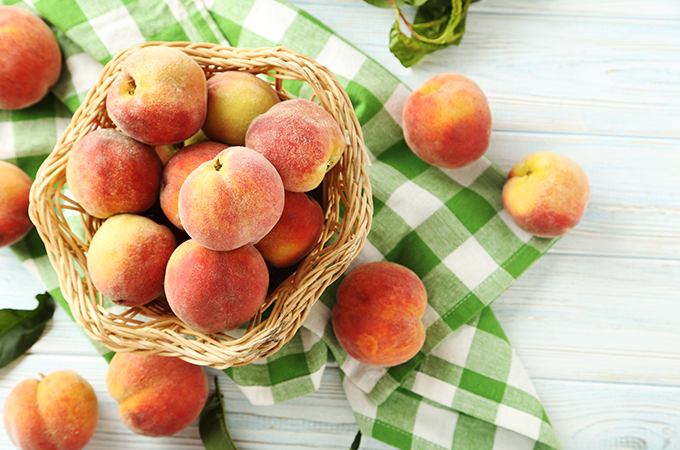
[66,128,163,219]
[502,151,590,238]
[255,191,324,268]
[202,71,280,146]
[107,352,208,437]
[0,161,33,247]
[159,141,227,230]
[245,98,346,192]
[178,146,284,252]
[106,45,207,146]
[0,6,62,110]
[4,370,98,450]
[332,261,428,367]
[87,214,177,307]
[403,73,492,169]
[164,239,269,334]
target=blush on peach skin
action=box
[502,151,590,238]
[332,261,427,367]
[403,73,492,169]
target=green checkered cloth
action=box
[2,0,562,448]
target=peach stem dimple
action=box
[214,158,222,171]
[126,79,136,97]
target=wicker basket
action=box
[28,41,373,369]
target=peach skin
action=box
[107,352,208,437]
[164,239,269,334]
[202,71,280,146]
[0,161,33,247]
[403,73,492,169]
[66,128,163,219]
[255,191,324,268]
[106,45,207,146]
[332,261,428,367]
[87,213,177,307]
[4,370,98,450]
[0,6,61,110]
[502,151,590,238]
[245,98,346,192]
[159,141,228,230]
[178,146,284,251]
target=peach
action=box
[178,146,284,251]
[107,352,208,437]
[87,214,177,307]
[245,98,346,192]
[403,73,492,169]
[164,239,269,334]
[502,151,590,238]
[332,261,427,367]
[154,143,181,164]
[203,71,280,146]
[0,161,33,247]
[0,6,61,110]
[4,370,98,450]
[106,45,207,146]
[66,128,163,219]
[159,141,227,230]
[255,191,324,268]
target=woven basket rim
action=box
[28,41,373,369]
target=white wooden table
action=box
[1,1,679,449]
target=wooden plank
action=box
[494,253,680,387]
[485,132,680,260]
[536,379,680,450]
[293,0,680,21]
[472,0,680,21]
[286,0,680,139]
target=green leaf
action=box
[350,430,362,450]
[373,0,477,67]
[0,292,56,368]
[200,376,239,450]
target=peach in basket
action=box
[28,41,372,369]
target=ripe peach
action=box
[502,151,590,238]
[203,71,280,146]
[107,352,208,437]
[403,73,492,169]
[66,128,163,219]
[106,45,207,146]
[332,261,427,367]
[87,214,177,307]
[159,141,227,230]
[165,239,269,334]
[0,6,61,110]
[245,98,346,192]
[178,146,284,251]
[0,161,33,247]
[4,370,98,450]
[255,191,324,268]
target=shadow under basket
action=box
[28,41,373,370]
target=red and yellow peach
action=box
[332,261,428,367]
[403,73,492,169]
[107,352,208,437]
[502,151,590,238]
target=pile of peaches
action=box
[68,45,346,335]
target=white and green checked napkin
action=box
[2,0,563,448]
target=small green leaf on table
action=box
[200,376,239,450]
[367,0,481,67]
[0,292,56,368]
[351,430,362,450]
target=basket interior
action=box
[29,42,373,369]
